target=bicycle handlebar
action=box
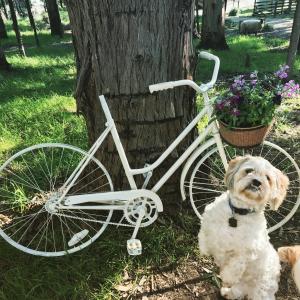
[198,51,220,90]
[149,82,175,93]
[149,51,220,94]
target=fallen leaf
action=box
[114,283,133,292]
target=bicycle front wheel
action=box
[0,143,113,256]
[189,141,300,233]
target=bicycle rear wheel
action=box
[188,141,300,233]
[0,143,113,256]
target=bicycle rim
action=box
[0,143,114,256]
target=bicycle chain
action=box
[54,212,136,228]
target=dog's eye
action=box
[266,175,271,181]
[245,168,254,174]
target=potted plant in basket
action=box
[214,65,300,147]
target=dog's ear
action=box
[269,168,289,211]
[225,156,249,190]
[278,247,297,266]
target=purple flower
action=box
[282,65,289,71]
[274,65,289,79]
[231,76,246,92]
[216,102,225,110]
[229,95,240,105]
[251,79,258,85]
[282,80,300,98]
[250,71,258,79]
[231,108,241,116]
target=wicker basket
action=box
[218,121,273,148]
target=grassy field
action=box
[0,17,299,300]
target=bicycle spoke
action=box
[0,144,113,256]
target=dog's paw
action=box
[221,286,244,299]
[220,287,234,299]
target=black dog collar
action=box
[229,198,256,215]
[228,198,256,228]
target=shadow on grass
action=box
[0,219,199,300]
[2,25,73,52]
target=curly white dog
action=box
[198,156,289,300]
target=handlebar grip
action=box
[149,82,174,93]
[199,51,217,61]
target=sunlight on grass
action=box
[196,35,300,82]
[0,136,20,152]
[0,13,299,300]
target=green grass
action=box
[0,17,299,300]
[0,21,87,165]
[196,35,299,83]
[0,17,202,300]
[0,223,199,300]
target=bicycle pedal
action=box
[127,239,142,256]
[68,229,89,247]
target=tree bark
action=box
[0,47,11,70]
[0,11,8,38]
[14,0,26,17]
[195,0,200,34]
[287,0,300,75]
[24,0,40,47]
[1,0,8,19]
[45,0,63,36]
[201,0,229,50]
[7,0,26,56]
[65,0,196,211]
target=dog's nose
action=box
[252,179,261,187]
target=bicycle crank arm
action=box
[63,189,163,213]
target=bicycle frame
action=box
[59,52,229,208]
[60,91,228,207]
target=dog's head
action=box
[225,156,289,210]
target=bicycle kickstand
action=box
[127,206,146,256]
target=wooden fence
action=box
[253,0,297,16]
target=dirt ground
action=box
[115,248,299,299]
[114,213,300,300]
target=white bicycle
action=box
[0,52,299,257]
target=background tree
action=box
[64,0,196,210]
[14,0,27,17]
[0,11,7,38]
[0,46,10,70]
[7,0,26,56]
[287,0,300,75]
[45,0,63,36]
[201,0,229,50]
[1,0,8,19]
[24,0,39,46]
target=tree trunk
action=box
[195,0,200,34]
[201,0,229,50]
[14,0,26,17]
[45,0,63,36]
[0,47,11,70]
[1,0,8,19]
[65,0,196,211]
[7,0,26,56]
[287,0,300,75]
[0,11,8,38]
[24,0,40,47]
